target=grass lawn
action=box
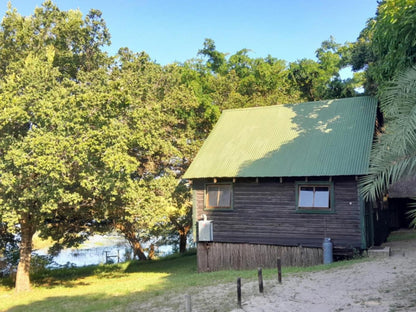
[0,251,368,312]
[386,228,416,242]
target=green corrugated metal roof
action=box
[184,96,377,179]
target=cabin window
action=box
[205,183,232,209]
[296,182,334,213]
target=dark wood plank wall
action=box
[193,176,362,249]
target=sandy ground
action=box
[229,239,416,312]
[130,236,416,312]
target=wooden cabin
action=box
[184,96,378,272]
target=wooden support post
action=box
[237,277,242,308]
[258,268,264,293]
[185,294,192,312]
[277,258,282,284]
[205,243,210,271]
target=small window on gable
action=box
[205,183,232,209]
[296,183,334,212]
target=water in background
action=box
[34,234,173,267]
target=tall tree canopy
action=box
[0,1,110,79]
[350,0,416,93]
[0,2,117,291]
[198,37,359,105]
[104,49,205,259]
[289,37,361,101]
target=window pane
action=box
[314,187,329,208]
[206,184,232,208]
[299,186,314,207]
[218,187,231,207]
[207,186,219,207]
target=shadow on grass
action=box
[0,255,148,290]
[2,251,198,312]
[124,249,197,274]
[6,293,140,312]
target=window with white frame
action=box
[296,183,333,211]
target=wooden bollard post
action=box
[185,294,192,312]
[237,277,242,308]
[277,257,282,284]
[258,268,264,293]
[104,251,109,263]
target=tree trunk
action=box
[132,240,147,261]
[114,222,148,261]
[15,214,34,292]
[179,225,190,254]
[148,244,155,260]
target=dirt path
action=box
[129,236,416,312]
[230,238,416,312]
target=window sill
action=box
[203,207,233,211]
[295,209,335,214]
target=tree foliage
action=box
[0,2,116,291]
[102,49,204,259]
[360,67,416,202]
[197,39,302,107]
[289,37,360,101]
[0,47,148,290]
[350,0,416,93]
[198,37,358,104]
[0,1,110,79]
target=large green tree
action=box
[0,1,110,79]
[350,0,416,93]
[105,49,205,259]
[0,49,148,291]
[197,38,358,105]
[1,50,88,291]
[289,37,360,101]
[197,38,302,109]
[0,2,121,291]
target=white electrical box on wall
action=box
[198,220,213,242]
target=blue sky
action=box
[3,1,378,66]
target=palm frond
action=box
[360,149,416,201]
[380,66,416,119]
[407,198,416,228]
[360,66,416,203]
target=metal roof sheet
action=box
[184,96,377,179]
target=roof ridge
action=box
[221,96,372,113]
